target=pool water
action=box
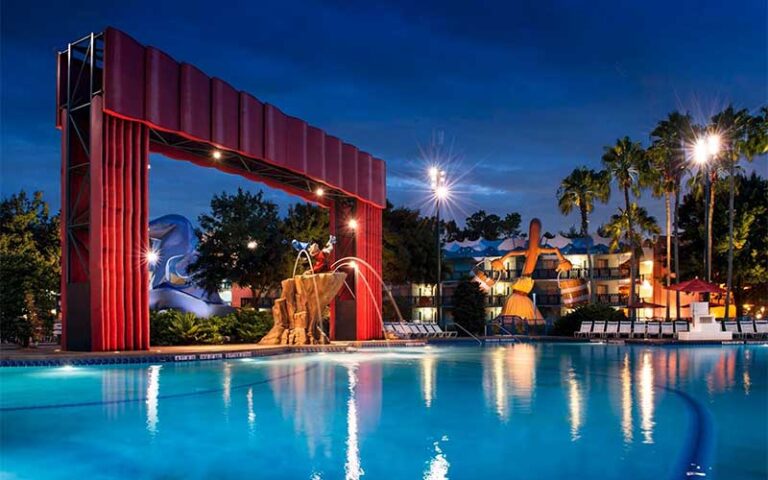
[1,344,765,479]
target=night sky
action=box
[2,0,766,233]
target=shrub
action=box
[452,278,486,335]
[551,304,627,336]
[149,308,273,346]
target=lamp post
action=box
[693,133,720,296]
[430,167,448,327]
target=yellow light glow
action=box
[621,353,633,445]
[315,187,325,197]
[421,354,436,408]
[348,219,358,230]
[247,240,258,250]
[212,149,222,160]
[639,352,655,444]
[567,367,583,441]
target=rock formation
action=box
[259,272,347,345]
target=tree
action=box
[602,137,649,318]
[710,106,767,319]
[599,204,660,306]
[500,212,522,238]
[0,191,60,345]
[648,111,695,320]
[679,173,767,318]
[556,166,611,303]
[280,202,329,278]
[382,202,438,285]
[443,219,465,242]
[464,210,503,240]
[452,278,486,335]
[189,188,286,300]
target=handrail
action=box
[495,323,517,339]
[451,322,483,345]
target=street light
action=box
[693,133,720,285]
[429,166,449,328]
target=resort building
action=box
[400,235,695,325]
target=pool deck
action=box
[1,336,764,367]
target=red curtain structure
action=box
[57,29,386,351]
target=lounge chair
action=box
[422,324,439,338]
[393,323,413,339]
[739,320,756,339]
[630,322,646,339]
[660,322,674,338]
[384,323,397,337]
[575,321,592,338]
[674,321,689,335]
[754,321,768,340]
[415,324,431,338]
[605,321,619,338]
[618,321,632,338]
[645,321,661,339]
[591,321,606,338]
[723,321,740,338]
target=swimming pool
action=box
[1,343,765,479]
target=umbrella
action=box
[665,278,725,294]
[627,300,665,309]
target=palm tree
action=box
[711,106,768,319]
[648,112,694,320]
[556,167,611,303]
[602,137,648,319]
[599,204,661,310]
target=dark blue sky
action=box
[2,0,766,232]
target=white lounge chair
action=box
[605,321,619,338]
[435,324,457,338]
[645,321,661,339]
[631,322,646,339]
[674,321,689,335]
[618,321,632,338]
[723,321,740,338]
[661,322,674,338]
[575,321,592,338]
[739,320,756,339]
[591,321,606,338]
[754,321,768,340]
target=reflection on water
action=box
[639,352,655,444]
[567,367,583,441]
[246,387,256,433]
[421,354,436,408]
[222,362,232,410]
[146,365,161,435]
[482,344,537,421]
[423,437,450,480]
[345,364,363,480]
[81,345,762,476]
[620,354,632,445]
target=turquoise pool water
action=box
[1,344,765,479]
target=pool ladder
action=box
[451,322,484,345]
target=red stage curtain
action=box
[93,112,150,351]
[355,201,383,340]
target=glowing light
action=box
[315,187,325,197]
[707,134,721,156]
[428,166,439,181]
[694,139,709,164]
[212,149,222,160]
[50,308,57,315]
[349,261,358,271]
[247,240,258,250]
[146,249,160,266]
[348,219,358,230]
[435,185,449,200]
